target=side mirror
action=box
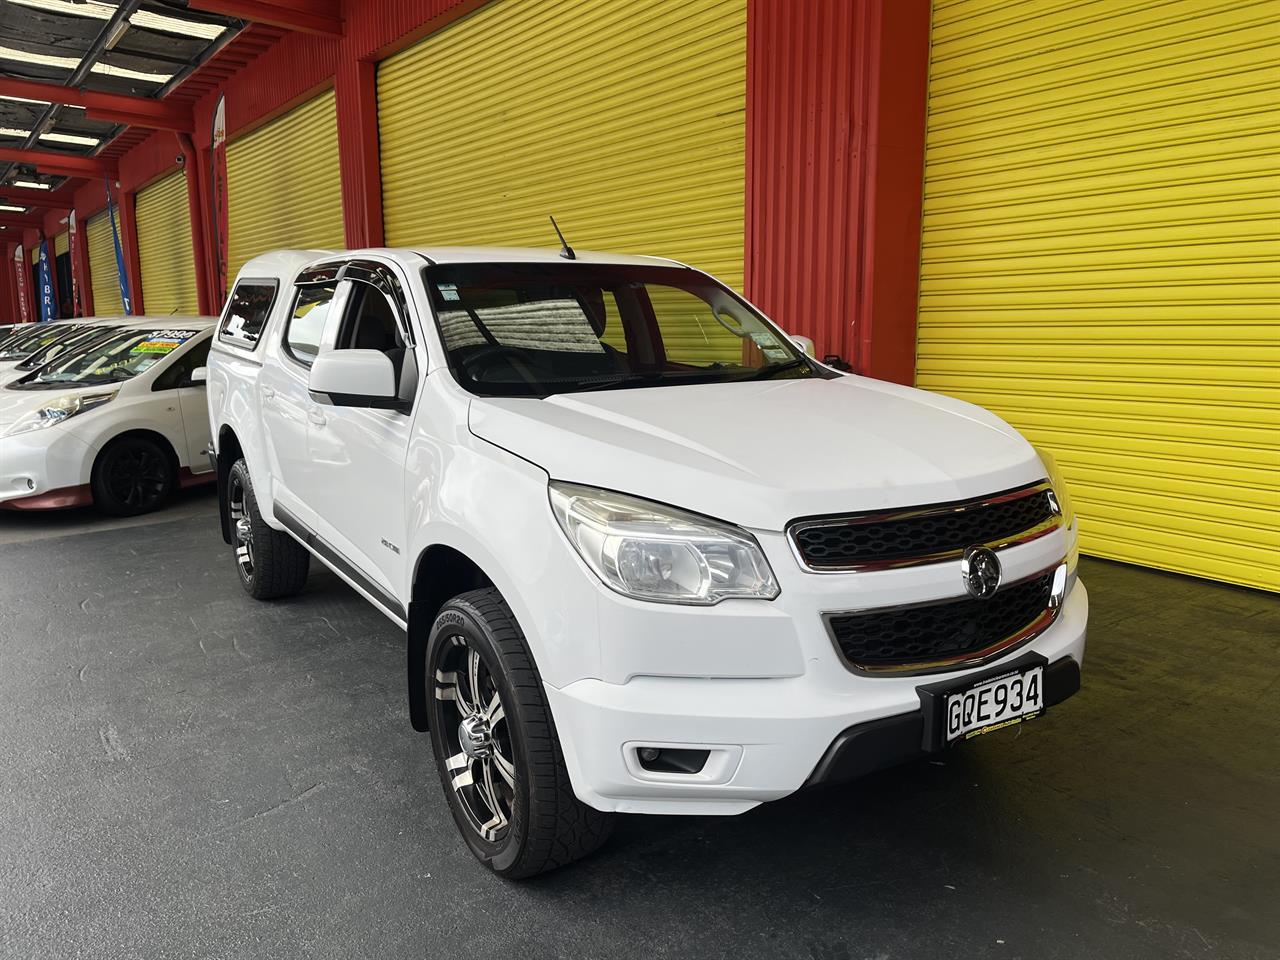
[789,334,815,357]
[309,349,397,407]
[189,366,208,385]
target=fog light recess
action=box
[635,746,710,775]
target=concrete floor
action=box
[1,492,1276,960]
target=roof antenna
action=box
[549,215,575,260]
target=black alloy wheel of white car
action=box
[92,435,174,516]
[226,458,310,600]
[427,588,613,878]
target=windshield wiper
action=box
[552,373,665,394]
[750,358,808,380]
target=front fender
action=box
[407,436,604,691]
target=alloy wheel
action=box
[434,636,516,842]
[227,473,255,583]
[105,444,168,510]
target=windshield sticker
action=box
[135,340,182,354]
[438,283,460,302]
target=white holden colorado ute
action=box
[206,246,1086,878]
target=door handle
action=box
[308,409,328,427]
[261,385,275,400]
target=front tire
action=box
[226,458,309,600]
[91,435,174,516]
[428,588,613,878]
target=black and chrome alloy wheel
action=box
[227,471,255,585]
[433,635,516,843]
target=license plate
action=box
[945,664,1044,742]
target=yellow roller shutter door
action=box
[916,1,1280,592]
[378,0,747,362]
[53,232,68,256]
[225,90,344,280]
[86,211,124,317]
[136,170,198,315]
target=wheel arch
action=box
[92,428,180,483]
[215,424,244,544]
[407,543,496,732]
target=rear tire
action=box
[226,458,309,600]
[91,435,175,516]
[427,588,613,878]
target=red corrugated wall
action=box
[745,0,928,384]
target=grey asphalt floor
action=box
[1,492,1276,959]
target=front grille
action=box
[789,483,1059,571]
[827,571,1056,673]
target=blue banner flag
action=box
[106,184,134,315]
[37,240,58,322]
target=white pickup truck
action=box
[206,246,1087,878]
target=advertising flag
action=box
[106,183,134,315]
[210,94,229,306]
[37,239,58,322]
[13,245,31,324]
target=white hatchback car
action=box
[0,318,215,515]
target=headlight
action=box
[3,391,118,438]
[549,482,780,605]
[1034,446,1076,529]
[1035,446,1079,596]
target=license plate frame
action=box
[916,651,1050,753]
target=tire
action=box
[226,458,309,600]
[92,435,175,516]
[427,588,613,878]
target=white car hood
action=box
[467,376,1046,531]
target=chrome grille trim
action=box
[822,562,1069,677]
[787,480,1063,573]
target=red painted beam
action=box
[187,0,342,36]
[0,148,117,180]
[0,78,194,133]
[0,184,73,206]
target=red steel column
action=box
[72,209,94,316]
[176,133,216,315]
[1,243,16,322]
[335,57,384,249]
[744,0,928,384]
[117,188,145,316]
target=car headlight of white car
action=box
[1034,446,1076,530]
[549,481,780,605]
[3,390,118,438]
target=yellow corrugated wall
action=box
[916,0,1280,591]
[53,231,69,257]
[378,0,748,357]
[86,211,124,317]
[226,89,344,280]
[135,170,198,315]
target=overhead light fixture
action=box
[0,204,28,213]
[6,0,225,40]
[12,181,52,190]
[0,94,50,106]
[40,131,101,147]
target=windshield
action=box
[15,327,203,389]
[424,263,825,397]
[0,323,82,361]
[15,325,119,371]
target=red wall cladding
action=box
[745,0,928,384]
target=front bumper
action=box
[0,429,94,509]
[545,581,1088,815]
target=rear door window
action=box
[219,280,278,348]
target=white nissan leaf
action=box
[0,318,216,515]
